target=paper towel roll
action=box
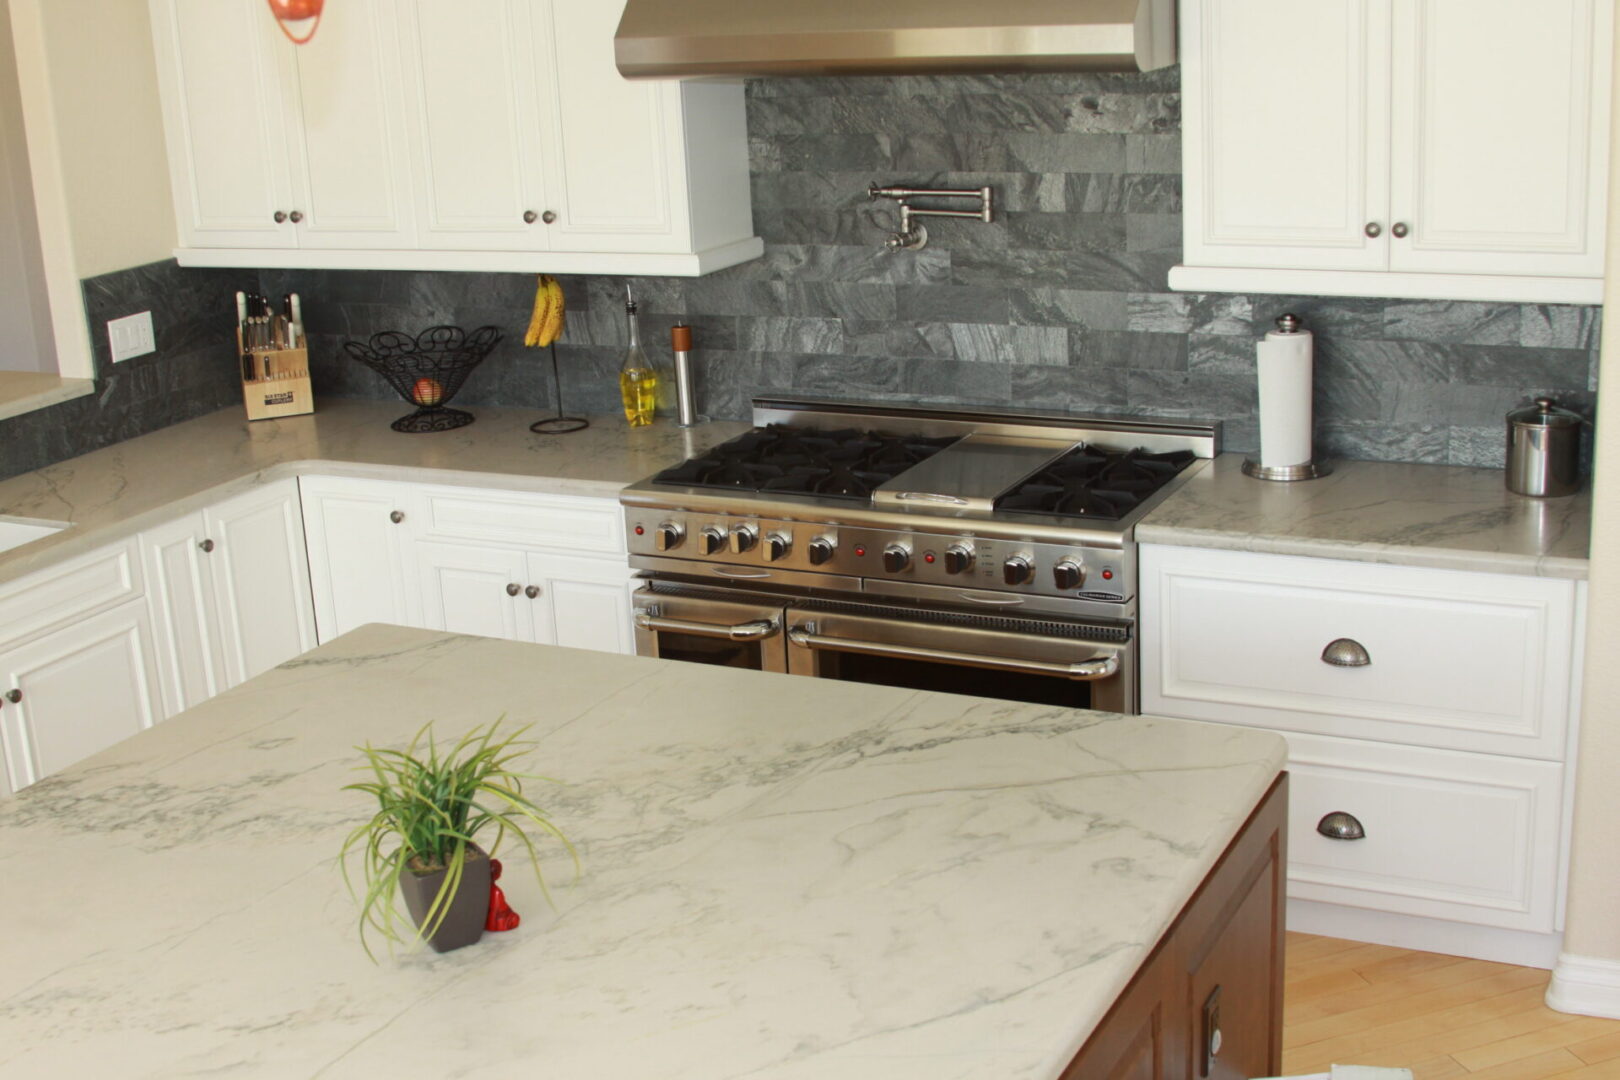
[1256,326,1314,467]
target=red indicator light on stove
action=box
[1101,569,1114,580]
[923,552,935,564]
[634,525,645,535]
[854,545,866,557]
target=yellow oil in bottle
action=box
[619,365,659,427]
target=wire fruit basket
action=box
[344,325,502,433]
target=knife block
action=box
[238,329,314,421]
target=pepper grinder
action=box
[671,323,703,427]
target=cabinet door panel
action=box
[1389,0,1610,276]
[0,601,162,791]
[141,514,227,718]
[279,0,415,248]
[415,542,531,642]
[299,477,418,643]
[398,0,550,250]
[540,0,683,251]
[204,484,318,687]
[1182,0,1390,270]
[525,554,634,654]
[149,0,296,248]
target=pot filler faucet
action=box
[868,181,994,251]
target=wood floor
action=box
[1283,934,1620,1079]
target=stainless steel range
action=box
[620,398,1219,713]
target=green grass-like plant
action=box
[339,718,578,960]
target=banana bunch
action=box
[524,274,566,348]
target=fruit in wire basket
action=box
[411,377,445,407]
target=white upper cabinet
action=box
[275,0,415,249]
[151,0,761,276]
[1174,0,1613,303]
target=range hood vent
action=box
[614,0,1175,79]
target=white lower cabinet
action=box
[0,598,163,793]
[416,540,533,641]
[527,553,636,654]
[1142,543,1581,960]
[300,475,419,642]
[141,480,317,717]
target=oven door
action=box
[784,604,1133,713]
[632,586,789,674]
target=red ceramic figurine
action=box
[485,858,520,932]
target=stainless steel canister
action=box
[1505,397,1582,497]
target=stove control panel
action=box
[626,511,1130,601]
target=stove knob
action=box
[698,526,727,556]
[943,543,975,575]
[654,522,684,551]
[765,532,792,562]
[882,543,912,573]
[1053,559,1085,591]
[729,524,759,554]
[807,536,836,566]
[1002,555,1034,586]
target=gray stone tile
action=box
[738,316,846,354]
[1454,346,1591,389]
[1247,296,1387,338]
[1061,93,1180,135]
[1009,288,1129,330]
[1188,334,1257,374]
[1125,213,1183,253]
[1010,364,1129,411]
[1447,426,1507,469]
[953,249,1177,291]
[902,358,1012,404]
[947,324,1068,364]
[895,285,1012,324]
[1003,212,1126,252]
[1126,370,1256,419]
[1127,293,1251,335]
[1074,329,1187,370]
[1125,133,1182,173]
[1383,301,1523,346]
[844,321,957,359]
[1317,422,1449,465]
[1521,304,1602,349]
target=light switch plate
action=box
[108,311,156,363]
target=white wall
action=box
[0,0,52,373]
[1552,9,1620,1018]
[32,0,174,279]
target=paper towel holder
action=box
[1242,313,1332,482]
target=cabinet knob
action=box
[525,585,540,599]
[198,538,215,553]
[1364,221,1382,238]
[289,210,304,224]
[1321,637,1370,667]
[389,510,405,524]
[1317,811,1367,840]
[523,210,538,224]
[4,689,19,704]
[506,583,521,597]
[1391,221,1409,238]
[274,211,288,224]
[542,210,557,224]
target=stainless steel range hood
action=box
[614,0,1176,79]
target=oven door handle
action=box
[786,627,1119,681]
[635,612,780,642]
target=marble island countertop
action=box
[1137,452,1593,579]
[0,625,1286,1079]
[0,398,750,586]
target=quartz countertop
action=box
[0,398,750,587]
[0,624,1286,1079]
[1139,453,1592,579]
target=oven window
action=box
[812,649,1093,709]
[656,631,769,670]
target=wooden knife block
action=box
[237,329,314,421]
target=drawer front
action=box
[0,540,143,649]
[416,487,624,556]
[1282,730,1562,933]
[1142,546,1576,758]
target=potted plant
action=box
[340,719,577,958]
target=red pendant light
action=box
[267,0,324,45]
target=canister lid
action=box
[1506,397,1582,429]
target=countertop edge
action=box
[1136,523,1590,581]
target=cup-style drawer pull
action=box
[1317,811,1366,840]
[1321,637,1370,667]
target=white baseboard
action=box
[1287,899,1563,969]
[1547,953,1620,1018]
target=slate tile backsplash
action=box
[0,66,1600,481]
[0,261,244,482]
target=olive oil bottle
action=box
[618,286,658,427]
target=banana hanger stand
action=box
[525,275,588,435]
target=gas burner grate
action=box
[996,447,1196,520]
[651,424,960,500]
